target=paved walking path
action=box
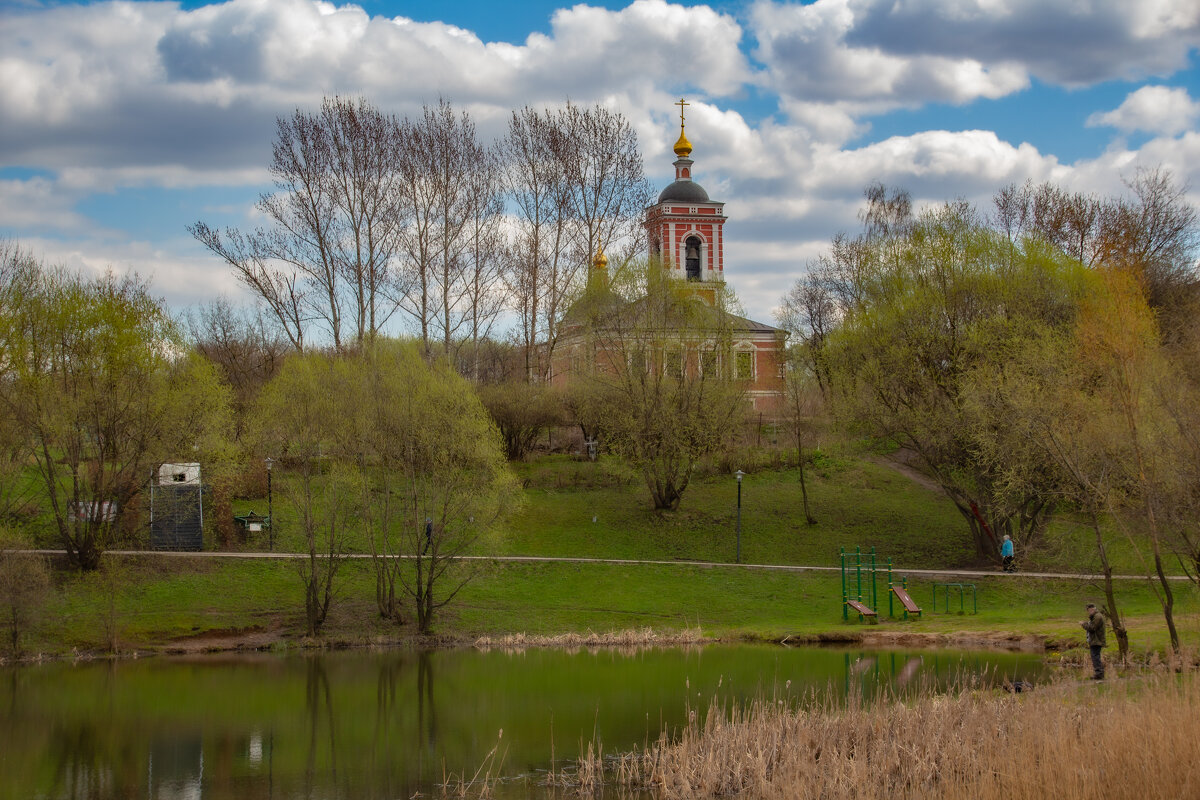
[29,549,1190,582]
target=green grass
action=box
[12,449,1200,658]
[25,555,1198,659]
[498,455,971,568]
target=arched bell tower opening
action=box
[685,236,702,281]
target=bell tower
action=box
[644,98,727,295]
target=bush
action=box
[0,531,51,657]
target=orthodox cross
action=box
[675,97,689,126]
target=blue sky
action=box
[2,0,1199,323]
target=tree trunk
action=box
[797,436,816,525]
[1152,541,1179,653]
[1090,512,1128,663]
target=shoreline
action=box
[1,624,1075,667]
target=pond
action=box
[0,644,1048,799]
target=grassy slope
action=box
[20,452,1199,656]
[498,456,971,567]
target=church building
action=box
[553,101,786,413]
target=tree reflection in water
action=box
[1,644,1049,800]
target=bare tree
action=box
[558,102,653,287]
[499,106,573,380]
[1099,168,1199,313]
[992,180,1103,267]
[393,100,491,359]
[191,96,406,351]
[188,297,287,440]
[776,258,841,398]
[460,144,509,380]
[499,103,651,382]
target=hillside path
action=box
[29,549,1190,582]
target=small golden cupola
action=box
[672,97,693,158]
[586,245,610,292]
[673,123,692,158]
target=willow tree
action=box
[256,342,516,634]
[0,254,232,570]
[1075,268,1184,652]
[340,342,516,632]
[254,352,359,636]
[971,324,1132,660]
[823,199,1088,559]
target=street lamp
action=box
[264,457,275,551]
[735,470,745,563]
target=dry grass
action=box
[562,672,1200,799]
[472,626,706,652]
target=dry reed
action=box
[440,729,506,799]
[566,673,1200,799]
[473,627,706,652]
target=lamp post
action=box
[735,469,745,563]
[264,457,274,551]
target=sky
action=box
[2,0,1199,326]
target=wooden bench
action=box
[846,599,877,620]
[891,585,922,618]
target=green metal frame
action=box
[840,546,881,621]
[932,582,977,615]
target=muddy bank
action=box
[6,624,1077,665]
[776,629,1065,652]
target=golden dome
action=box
[673,125,692,158]
[592,247,608,270]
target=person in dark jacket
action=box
[1081,603,1107,679]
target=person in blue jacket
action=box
[1001,535,1015,572]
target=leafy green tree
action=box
[477,380,565,461]
[343,343,517,633]
[254,352,357,636]
[256,342,516,634]
[823,199,1090,559]
[0,255,233,570]
[566,260,747,511]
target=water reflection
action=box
[0,645,1048,800]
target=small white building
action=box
[151,462,204,551]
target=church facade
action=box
[552,104,786,414]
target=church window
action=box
[666,347,683,379]
[735,350,754,381]
[685,236,701,281]
[629,348,650,375]
[700,349,719,378]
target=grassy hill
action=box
[11,447,1199,659]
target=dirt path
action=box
[27,549,1186,582]
[869,449,947,496]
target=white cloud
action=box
[751,0,1200,113]
[14,235,248,309]
[0,0,750,191]
[0,177,96,234]
[1087,86,1200,136]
